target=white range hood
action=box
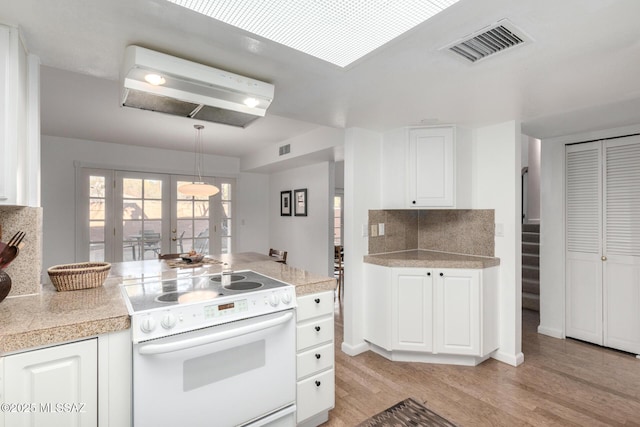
[120,45,275,128]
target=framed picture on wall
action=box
[294,188,307,216]
[280,191,292,216]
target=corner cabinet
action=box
[364,264,499,366]
[0,24,40,207]
[407,127,455,208]
[296,291,335,427]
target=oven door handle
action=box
[138,311,294,356]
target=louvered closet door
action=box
[566,142,603,345]
[603,136,640,354]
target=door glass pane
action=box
[122,177,164,260]
[89,176,107,262]
[176,179,211,255]
[123,178,142,198]
[220,182,232,254]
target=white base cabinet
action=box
[296,291,335,426]
[364,264,498,366]
[0,330,131,427]
[1,339,98,427]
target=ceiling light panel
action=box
[166,0,460,67]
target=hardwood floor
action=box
[326,304,640,426]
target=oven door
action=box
[133,310,296,427]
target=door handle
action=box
[171,237,177,241]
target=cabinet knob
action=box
[315,326,321,332]
[315,353,321,359]
[314,298,320,304]
[439,272,444,277]
[315,381,321,387]
[601,256,607,261]
[412,200,416,204]
[427,272,431,276]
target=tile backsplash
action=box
[369,209,495,257]
[0,207,43,296]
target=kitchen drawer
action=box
[297,291,334,322]
[296,369,335,424]
[297,316,334,351]
[297,342,334,380]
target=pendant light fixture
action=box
[178,124,220,197]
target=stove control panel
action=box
[131,286,296,343]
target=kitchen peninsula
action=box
[0,252,336,427]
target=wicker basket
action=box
[48,262,111,292]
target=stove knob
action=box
[161,313,177,330]
[269,294,280,307]
[140,317,156,333]
[281,292,292,305]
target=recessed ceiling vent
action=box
[440,19,532,63]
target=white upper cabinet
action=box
[382,125,471,209]
[0,24,40,207]
[407,127,455,208]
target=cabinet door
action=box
[391,269,433,351]
[2,339,98,427]
[435,269,480,355]
[363,264,392,349]
[407,127,454,207]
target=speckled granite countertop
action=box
[364,249,500,269]
[0,253,335,355]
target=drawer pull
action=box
[315,353,321,359]
[314,298,320,304]
[427,272,431,276]
[439,272,444,277]
[315,380,321,387]
[315,326,321,332]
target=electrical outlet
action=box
[362,224,368,237]
[370,224,378,237]
[378,223,385,236]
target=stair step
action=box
[522,292,540,311]
[522,253,539,267]
[522,232,540,243]
[522,223,540,233]
[522,242,539,255]
[522,278,539,295]
[523,265,539,280]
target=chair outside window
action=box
[334,245,344,300]
[269,248,287,264]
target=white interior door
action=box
[603,137,640,354]
[566,135,640,354]
[565,142,603,344]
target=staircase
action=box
[522,223,540,311]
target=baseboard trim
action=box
[537,325,564,339]
[492,350,525,367]
[341,341,369,356]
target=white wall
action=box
[341,127,382,355]
[41,135,268,270]
[235,172,270,253]
[538,123,640,338]
[268,161,333,276]
[472,121,523,366]
[524,136,541,223]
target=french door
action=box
[77,168,234,262]
[565,135,640,354]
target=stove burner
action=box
[155,291,188,303]
[210,275,247,282]
[223,281,263,291]
[155,290,222,303]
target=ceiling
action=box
[1,0,640,158]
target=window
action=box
[334,193,343,246]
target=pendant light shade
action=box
[178,125,220,197]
